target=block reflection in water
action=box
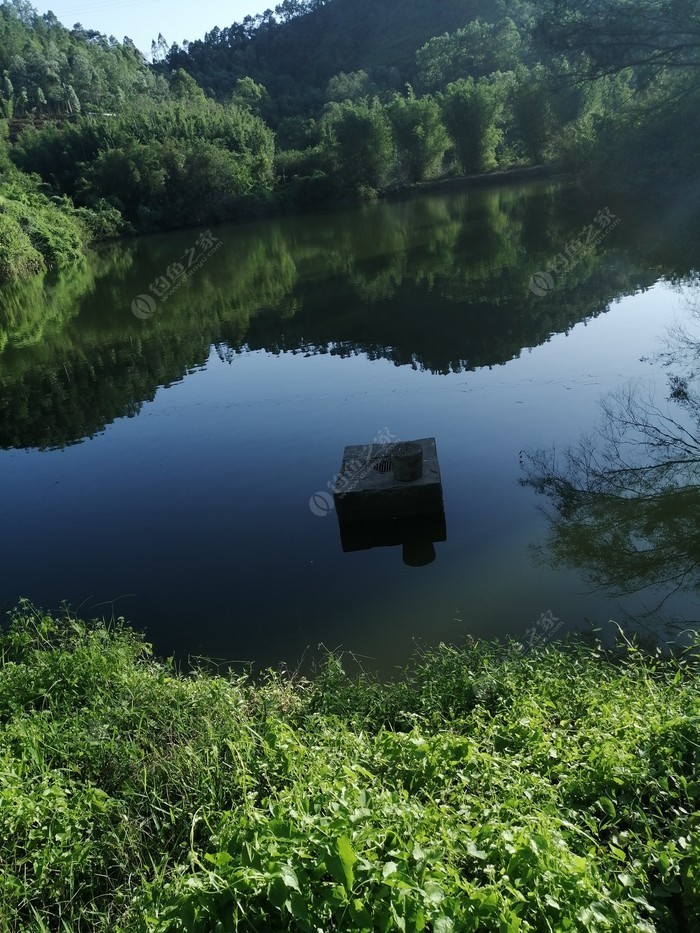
[337,511,447,566]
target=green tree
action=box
[417,19,524,92]
[0,1,166,117]
[34,84,46,113]
[509,65,555,163]
[537,0,700,190]
[387,90,449,182]
[538,0,700,82]
[439,76,507,175]
[15,86,28,115]
[231,76,269,112]
[170,68,206,104]
[1,72,13,118]
[322,98,394,193]
[12,97,275,230]
[325,70,376,103]
[79,141,167,222]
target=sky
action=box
[33,0,270,57]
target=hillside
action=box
[1,0,697,284]
[165,0,533,118]
[0,1,166,118]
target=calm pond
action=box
[1,181,699,670]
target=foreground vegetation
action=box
[0,605,698,930]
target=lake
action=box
[1,180,699,671]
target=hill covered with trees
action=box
[0,0,697,283]
[161,0,536,124]
[0,0,275,280]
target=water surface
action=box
[1,182,698,670]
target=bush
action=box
[12,101,276,234]
[0,209,44,280]
[0,175,89,282]
[0,605,698,930]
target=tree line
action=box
[1,0,697,283]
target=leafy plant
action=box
[0,604,698,930]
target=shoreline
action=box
[1,164,566,286]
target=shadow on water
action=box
[338,511,448,566]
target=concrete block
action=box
[333,437,443,521]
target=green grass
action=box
[0,185,84,281]
[0,162,123,284]
[0,603,698,931]
[0,209,45,280]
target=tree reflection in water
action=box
[521,284,700,617]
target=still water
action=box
[1,182,698,670]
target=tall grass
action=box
[0,602,698,931]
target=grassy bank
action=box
[0,605,698,931]
[0,160,124,285]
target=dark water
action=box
[1,181,699,670]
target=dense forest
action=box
[0,0,698,282]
